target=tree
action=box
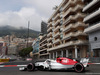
[19,47,33,57]
[53,5,58,10]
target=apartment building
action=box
[41,21,47,35]
[83,0,100,57]
[47,0,88,59]
[39,34,49,59]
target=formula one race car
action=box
[19,57,89,73]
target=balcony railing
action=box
[47,32,52,37]
[40,38,47,45]
[53,13,60,21]
[39,48,47,52]
[53,39,60,44]
[47,27,52,32]
[63,22,87,32]
[48,40,88,51]
[53,26,60,32]
[63,31,86,40]
[63,13,85,25]
[64,4,83,17]
[47,37,52,42]
[83,0,99,12]
[47,43,52,47]
[63,0,74,11]
[83,8,100,22]
[47,22,52,27]
[39,53,49,56]
[63,24,73,32]
[63,0,82,11]
[84,22,100,33]
[54,20,60,27]
[53,32,60,38]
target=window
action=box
[94,37,97,41]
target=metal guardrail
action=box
[89,57,100,63]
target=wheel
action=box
[27,63,35,71]
[74,63,84,73]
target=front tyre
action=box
[27,63,35,71]
[74,63,84,73]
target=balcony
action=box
[53,13,60,21]
[53,32,60,38]
[75,40,88,45]
[47,43,52,47]
[47,32,52,37]
[63,31,87,40]
[47,37,52,42]
[48,40,88,52]
[47,22,52,27]
[63,32,75,40]
[39,48,47,52]
[63,0,74,11]
[63,13,85,25]
[40,43,47,48]
[54,20,60,27]
[63,0,82,11]
[63,15,74,25]
[47,27,52,32]
[74,22,88,28]
[63,22,87,32]
[83,8,100,23]
[83,0,100,12]
[63,24,73,32]
[40,38,47,45]
[74,13,85,20]
[53,39,60,44]
[39,53,49,56]
[53,26,60,32]
[64,4,83,17]
[84,22,100,33]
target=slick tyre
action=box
[74,63,84,73]
[27,63,35,71]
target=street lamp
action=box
[27,21,30,48]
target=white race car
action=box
[19,57,89,73]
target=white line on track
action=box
[0,65,4,67]
[17,65,27,67]
[92,63,100,64]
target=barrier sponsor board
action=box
[0,59,9,62]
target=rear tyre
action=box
[27,63,35,71]
[74,63,84,73]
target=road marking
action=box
[0,65,27,67]
[0,65,4,67]
[4,65,17,67]
[85,73,100,75]
[17,65,27,67]
[88,63,100,65]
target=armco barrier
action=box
[89,57,100,63]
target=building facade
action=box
[41,21,47,35]
[83,0,100,57]
[47,0,88,59]
[39,34,49,59]
[32,38,40,59]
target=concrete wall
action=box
[89,30,100,50]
